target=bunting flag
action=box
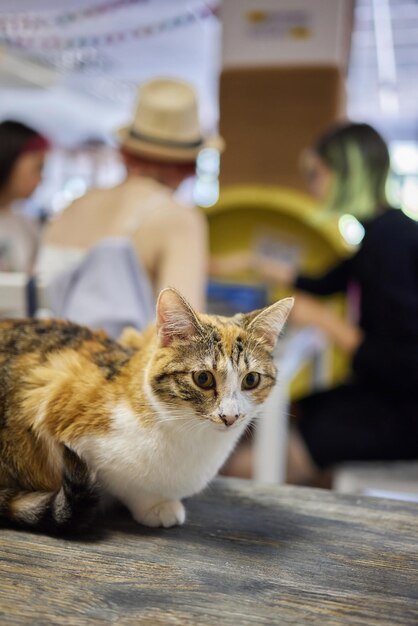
[0,0,150,32]
[1,2,219,51]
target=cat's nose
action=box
[219,413,240,427]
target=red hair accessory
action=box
[21,135,51,154]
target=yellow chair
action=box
[204,185,351,276]
[203,185,355,396]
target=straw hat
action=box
[117,78,224,162]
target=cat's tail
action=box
[0,446,100,535]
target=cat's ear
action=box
[243,297,294,350]
[156,288,204,348]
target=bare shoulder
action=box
[44,188,106,239]
[154,199,207,233]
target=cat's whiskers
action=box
[156,410,209,434]
[161,417,209,439]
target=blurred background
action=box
[0,0,417,217]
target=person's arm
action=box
[291,292,363,353]
[210,250,353,296]
[157,207,208,312]
[209,250,254,277]
[294,258,353,296]
[209,251,299,286]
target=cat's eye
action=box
[193,370,215,390]
[242,372,260,390]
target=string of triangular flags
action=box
[0,0,150,31]
[1,1,219,50]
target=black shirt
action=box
[295,208,418,393]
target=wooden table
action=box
[1,479,417,625]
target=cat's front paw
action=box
[137,500,186,528]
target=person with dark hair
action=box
[219,122,418,483]
[302,122,390,220]
[0,120,50,273]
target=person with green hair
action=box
[219,122,418,484]
[305,122,390,220]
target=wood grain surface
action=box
[0,479,417,626]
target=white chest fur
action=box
[75,402,246,502]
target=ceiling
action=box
[348,0,418,139]
[0,0,221,145]
[0,0,417,145]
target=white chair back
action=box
[0,271,48,317]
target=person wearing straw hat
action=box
[41,78,223,311]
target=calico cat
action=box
[0,287,293,534]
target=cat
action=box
[0,287,293,534]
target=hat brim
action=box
[117,127,224,163]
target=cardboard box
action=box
[219,65,346,189]
[222,0,354,72]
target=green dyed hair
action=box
[314,123,390,220]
